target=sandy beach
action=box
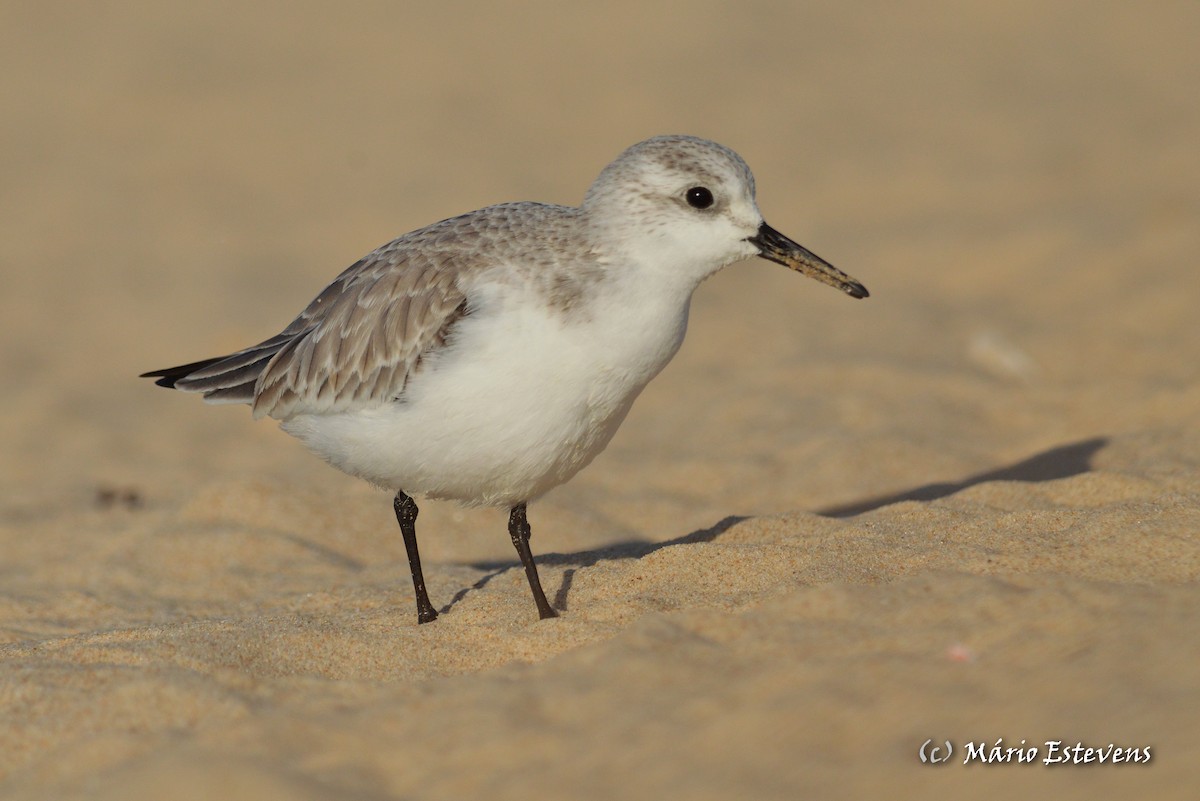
[2,1,1198,798]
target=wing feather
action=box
[250,249,468,419]
[143,202,590,418]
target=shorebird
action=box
[143,135,868,624]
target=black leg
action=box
[394,491,438,624]
[508,504,558,620]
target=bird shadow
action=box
[440,435,1108,616]
[441,514,745,616]
[815,436,1109,518]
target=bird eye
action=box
[685,186,714,209]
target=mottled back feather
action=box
[145,202,597,420]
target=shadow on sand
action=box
[815,436,1108,518]
[444,515,746,615]
[442,436,1108,615]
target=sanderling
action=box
[143,135,868,624]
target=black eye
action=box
[685,186,714,209]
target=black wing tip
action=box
[140,368,186,389]
[139,357,224,389]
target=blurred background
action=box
[2,2,1199,798]
[3,1,1196,536]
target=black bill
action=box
[747,222,868,299]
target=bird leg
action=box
[394,491,438,624]
[508,504,559,620]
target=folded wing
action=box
[143,243,469,420]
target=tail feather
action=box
[177,354,273,393]
[140,357,226,389]
[141,334,297,405]
[178,333,293,381]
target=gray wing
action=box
[162,236,469,421]
[146,202,588,419]
[249,246,468,419]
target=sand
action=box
[2,1,1198,798]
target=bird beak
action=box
[747,222,868,299]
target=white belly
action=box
[281,280,692,507]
